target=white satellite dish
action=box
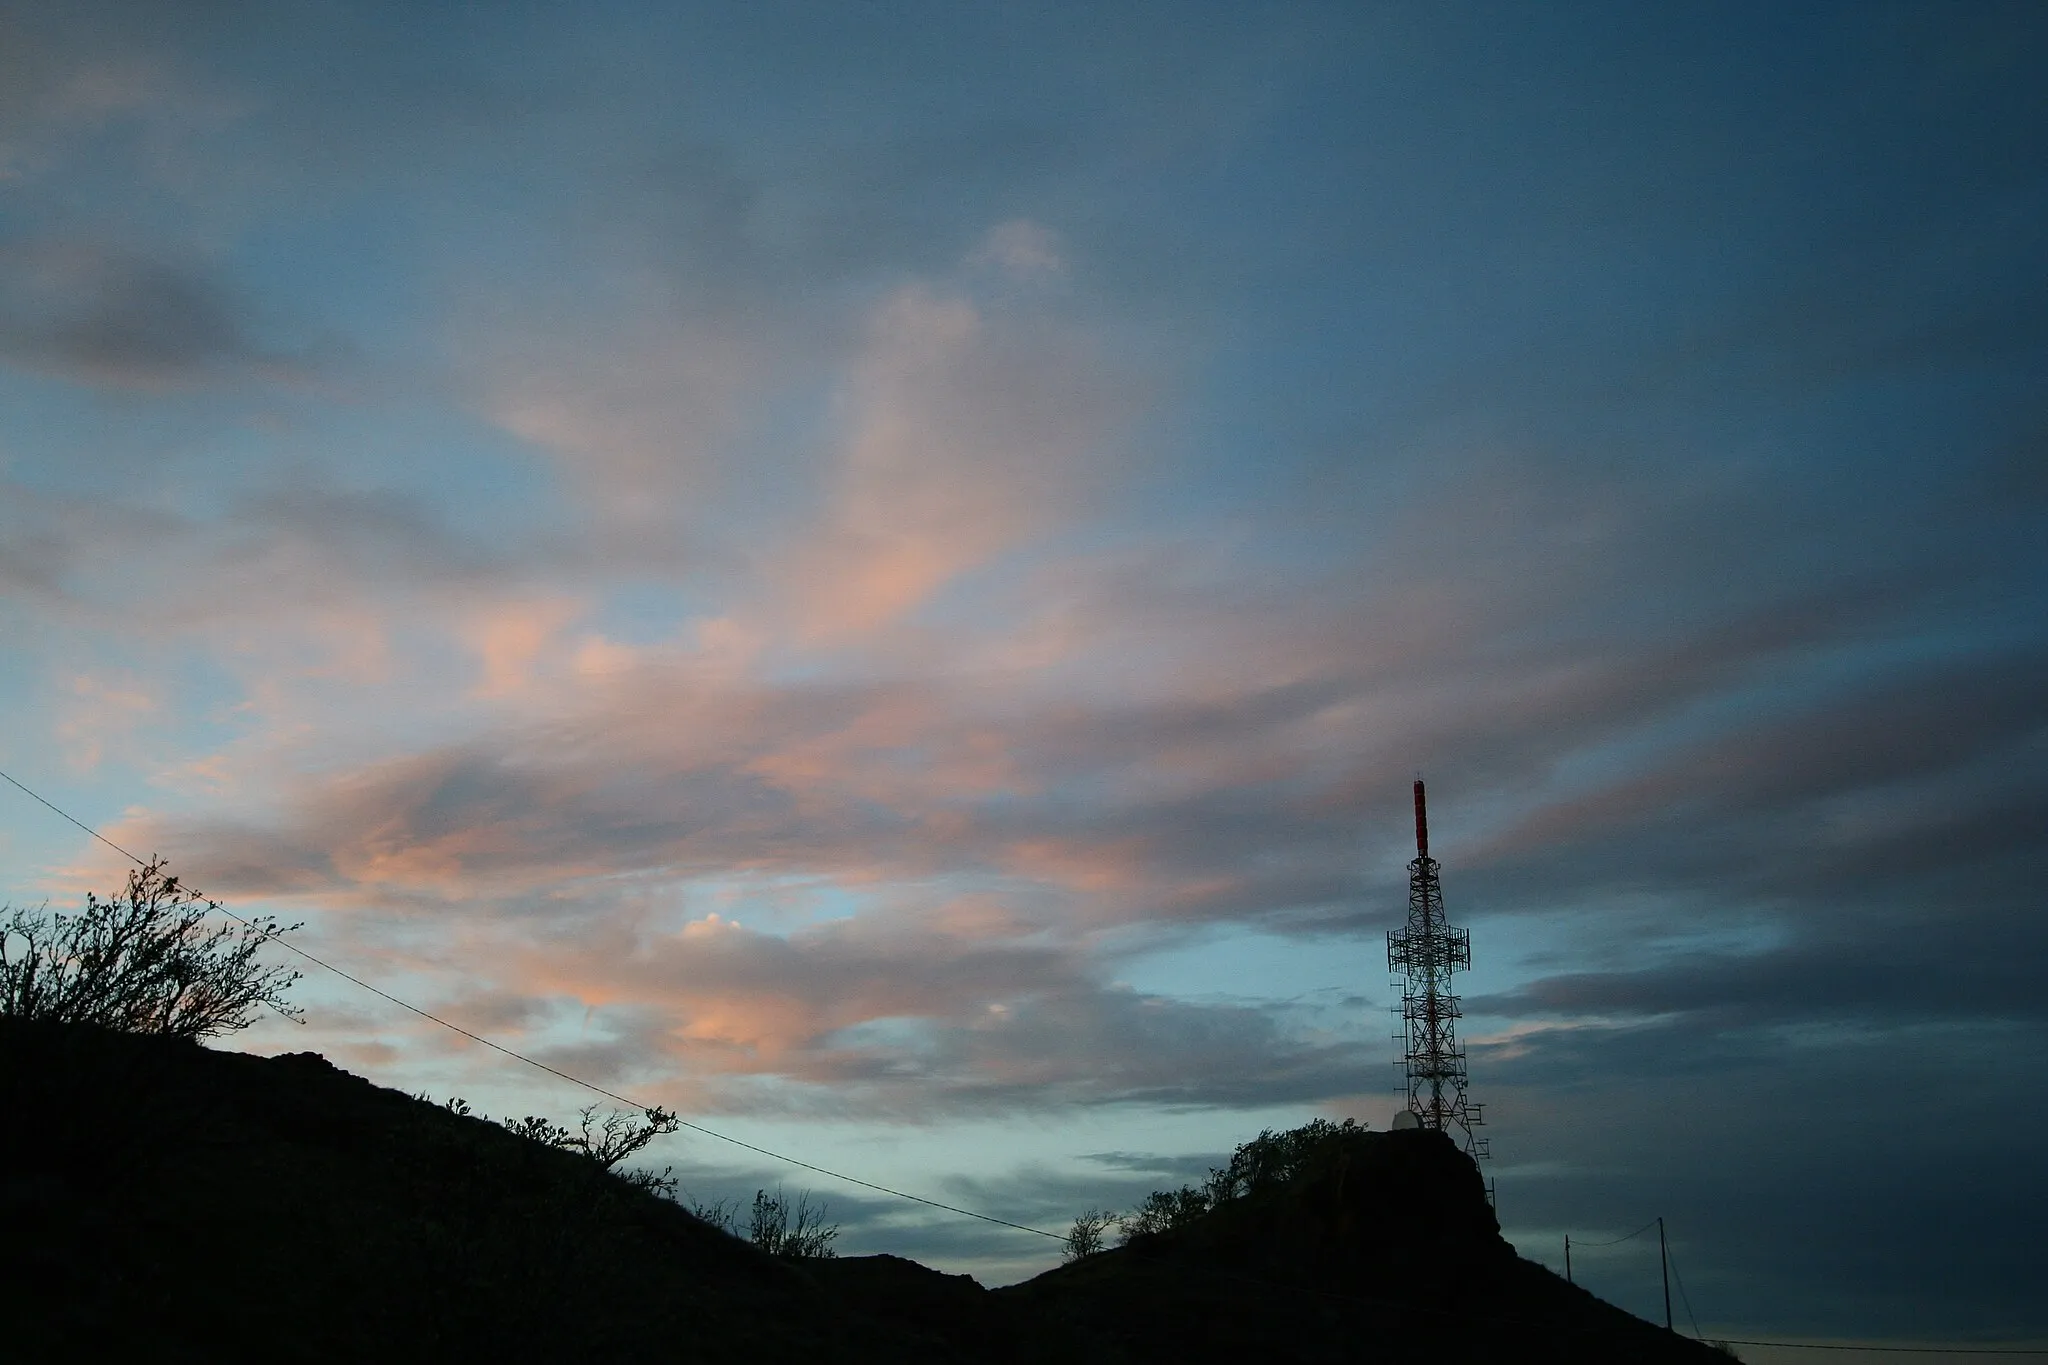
[1392,1109,1420,1130]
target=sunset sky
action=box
[3,2,2044,1351]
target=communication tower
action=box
[1387,779,1489,1159]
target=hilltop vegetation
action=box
[0,859,300,1040]
[1068,1116,1379,1250]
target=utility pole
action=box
[1658,1217,1672,1332]
[1564,1234,1572,1285]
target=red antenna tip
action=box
[1413,778,1429,858]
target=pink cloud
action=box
[460,596,584,698]
[55,671,158,772]
[775,282,1135,639]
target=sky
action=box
[2,0,2045,1351]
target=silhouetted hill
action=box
[0,1019,1727,1362]
[989,1119,1724,1364]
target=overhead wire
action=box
[1664,1238,1702,1339]
[0,766,1062,1241]
[1568,1216,1660,1248]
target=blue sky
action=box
[2,1,2045,1350]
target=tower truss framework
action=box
[1387,779,1488,1159]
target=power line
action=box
[1666,1239,1702,1339]
[0,766,1063,1242]
[1570,1217,1660,1248]
[3,767,157,870]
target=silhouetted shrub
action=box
[0,858,300,1040]
[502,1113,580,1148]
[499,1104,680,1170]
[680,1186,837,1257]
[1118,1186,1212,1241]
[747,1186,839,1259]
[439,1097,683,1197]
[686,1193,743,1231]
[1204,1118,1366,1202]
[615,1164,680,1199]
[568,1104,682,1170]
[1063,1208,1117,1261]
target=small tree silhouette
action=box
[1118,1186,1212,1240]
[685,1192,742,1232]
[0,858,301,1040]
[1062,1208,1116,1261]
[746,1186,838,1259]
[495,1104,683,1196]
[568,1104,681,1170]
[501,1113,580,1147]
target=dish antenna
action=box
[1392,1109,1420,1130]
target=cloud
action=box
[460,597,585,698]
[471,315,771,530]
[464,265,1139,641]
[449,922,1370,1119]
[778,277,1127,636]
[0,472,576,651]
[0,240,292,390]
[54,670,157,772]
[970,219,1064,276]
[82,524,2039,1131]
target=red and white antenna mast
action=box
[1387,779,1488,1158]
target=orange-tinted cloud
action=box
[461,596,584,697]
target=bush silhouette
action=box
[1119,1186,1212,1240]
[0,858,300,1040]
[1090,1117,1375,1244]
[1062,1208,1116,1261]
[501,1104,681,1171]
[1203,1117,1367,1201]
[684,1186,839,1258]
[444,1098,685,1198]
[749,1186,839,1259]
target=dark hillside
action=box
[0,1018,971,1363]
[995,1123,1726,1364]
[0,1019,1726,1363]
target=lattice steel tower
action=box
[1387,779,1488,1158]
